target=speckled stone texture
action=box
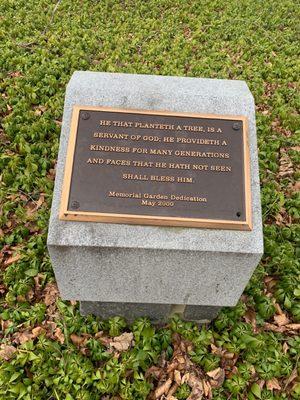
[80,302,221,324]
[47,71,263,323]
[80,301,172,324]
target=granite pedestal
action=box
[47,71,263,323]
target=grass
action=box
[0,0,299,399]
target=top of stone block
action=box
[47,71,263,256]
[68,71,253,98]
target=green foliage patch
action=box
[0,0,299,399]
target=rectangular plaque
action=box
[60,106,252,230]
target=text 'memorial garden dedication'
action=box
[60,106,251,230]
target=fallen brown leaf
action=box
[207,367,225,388]
[26,194,45,216]
[202,380,212,398]
[174,369,181,385]
[187,374,203,400]
[167,382,179,398]
[47,168,56,180]
[110,332,133,352]
[8,71,23,78]
[1,319,12,331]
[0,344,17,361]
[146,365,163,380]
[34,273,44,289]
[257,379,265,390]
[17,331,34,345]
[264,276,278,292]
[223,352,235,360]
[70,334,86,347]
[181,372,190,384]
[206,367,221,380]
[44,282,59,306]
[244,309,257,332]
[264,323,285,333]
[4,254,21,266]
[34,106,46,116]
[284,368,298,389]
[274,313,290,326]
[54,327,65,344]
[155,378,172,399]
[278,148,294,178]
[35,193,45,209]
[283,342,289,354]
[266,378,281,391]
[32,326,45,338]
[291,181,300,192]
[210,343,223,356]
[274,303,283,314]
[285,324,300,331]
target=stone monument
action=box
[47,71,263,323]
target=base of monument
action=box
[80,301,221,324]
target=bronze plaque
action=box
[60,106,252,230]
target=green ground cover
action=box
[0,0,299,399]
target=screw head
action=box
[71,200,80,209]
[82,112,90,120]
[233,122,240,130]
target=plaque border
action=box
[59,106,252,230]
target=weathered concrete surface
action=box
[80,301,172,324]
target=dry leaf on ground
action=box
[8,71,23,78]
[283,342,289,354]
[264,323,285,333]
[266,378,281,391]
[32,326,45,338]
[278,148,294,178]
[274,313,290,326]
[154,378,172,399]
[4,254,21,266]
[166,382,179,398]
[43,282,59,306]
[145,366,163,380]
[202,380,212,398]
[174,369,181,385]
[109,332,133,352]
[187,373,203,400]
[26,193,45,216]
[0,345,17,361]
[17,331,34,345]
[244,309,257,332]
[70,334,87,347]
[286,324,300,331]
[210,343,223,356]
[54,327,65,344]
[264,276,278,292]
[284,368,298,389]
[207,367,225,388]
